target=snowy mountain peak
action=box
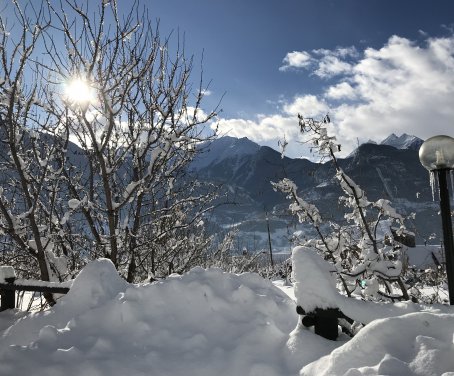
[190,136,260,170]
[380,133,423,150]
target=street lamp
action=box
[419,135,454,305]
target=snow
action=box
[301,312,454,376]
[12,279,72,289]
[0,258,453,376]
[67,199,80,210]
[0,260,298,376]
[0,266,16,282]
[272,178,322,226]
[123,180,140,199]
[292,246,339,312]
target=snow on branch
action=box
[336,169,370,208]
[271,178,322,226]
[272,113,412,302]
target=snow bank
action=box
[293,246,454,375]
[0,257,453,376]
[301,312,454,376]
[0,260,298,376]
[0,259,128,348]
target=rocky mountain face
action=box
[191,135,442,250]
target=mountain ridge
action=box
[380,133,423,150]
[192,135,440,248]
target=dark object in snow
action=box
[296,305,354,341]
[391,227,416,248]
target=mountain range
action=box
[191,134,442,252]
[0,128,442,255]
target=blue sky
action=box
[3,0,454,158]
[145,0,454,158]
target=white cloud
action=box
[219,33,454,159]
[283,95,329,117]
[313,46,359,58]
[418,29,429,37]
[333,34,454,146]
[279,51,313,71]
[213,114,315,159]
[213,96,331,159]
[314,55,353,78]
[312,47,358,78]
[325,82,357,100]
[214,95,329,143]
[280,46,359,78]
[214,114,297,143]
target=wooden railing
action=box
[0,267,70,311]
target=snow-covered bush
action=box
[273,115,411,302]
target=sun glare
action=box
[64,77,95,105]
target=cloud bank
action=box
[215,33,454,158]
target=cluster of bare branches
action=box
[0,0,220,302]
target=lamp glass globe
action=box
[419,135,454,171]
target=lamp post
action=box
[419,135,454,305]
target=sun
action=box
[64,77,95,105]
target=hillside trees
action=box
[273,115,411,302]
[0,0,219,295]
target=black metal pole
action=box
[437,169,454,305]
[266,216,274,267]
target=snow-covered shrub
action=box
[273,115,412,302]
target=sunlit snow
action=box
[0,257,453,376]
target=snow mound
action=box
[292,247,454,375]
[292,246,339,312]
[301,312,454,376]
[62,258,128,309]
[0,262,297,376]
[0,259,128,348]
[0,258,453,376]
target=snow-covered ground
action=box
[0,257,453,376]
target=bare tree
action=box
[0,0,219,298]
[0,2,68,304]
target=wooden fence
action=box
[0,267,70,312]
